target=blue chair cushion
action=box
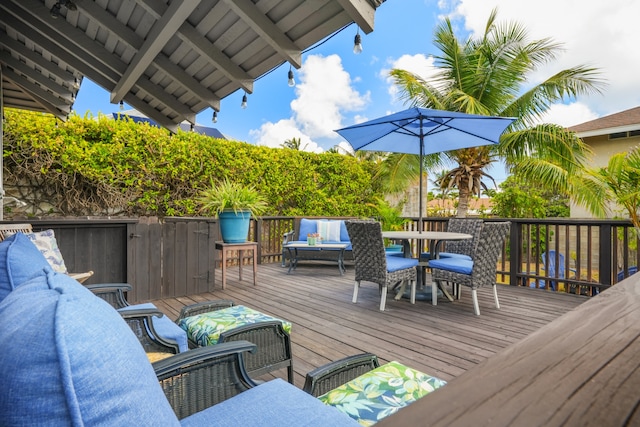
[429,258,473,275]
[421,252,472,261]
[119,302,189,352]
[181,378,360,427]
[0,233,50,303]
[0,269,179,426]
[386,255,419,272]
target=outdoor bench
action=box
[282,217,354,271]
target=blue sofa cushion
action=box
[386,255,419,272]
[298,219,350,244]
[181,378,360,427]
[0,233,50,303]
[429,258,474,275]
[0,270,179,426]
[339,220,349,242]
[298,218,317,241]
[119,302,189,352]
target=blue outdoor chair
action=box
[617,266,638,282]
[530,250,576,291]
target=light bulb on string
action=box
[353,29,363,54]
[241,93,248,109]
[212,111,218,123]
[287,66,295,87]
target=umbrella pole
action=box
[418,120,424,233]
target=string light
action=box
[72,78,80,90]
[287,66,295,87]
[212,111,218,123]
[119,100,124,110]
[241,93,248,109]
[353,28,363,54]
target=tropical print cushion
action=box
[318,361,447,426]
[178,305,292,347]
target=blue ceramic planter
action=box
[218,210,251,243]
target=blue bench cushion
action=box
[386,255,419,272]
[429,257,474,275]
[182,378,360,427]
[0,269,179,426]
[179,305,292,347]
[318,361,447,425]
[119,302,189,352]
[0,233,51,303]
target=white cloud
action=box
[381,54,439,104]
[249,119,322,153]
[252,54,369,151]
[291,54,369,138]
[537,103,599,128]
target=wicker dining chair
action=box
[420,218,483,261]
[430,222,511,315]
[345,220,418,311]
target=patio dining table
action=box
[382,230,472,301]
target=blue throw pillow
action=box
[0,233,50,303]
[0,270,180,426]
[298,218,318,241]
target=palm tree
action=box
[390,8,607,217]
[594,148,640,229]
[281,137,304,150]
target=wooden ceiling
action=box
[0,0,384,131]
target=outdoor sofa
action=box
[282,217,354,270]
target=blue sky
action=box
[72,0,640,186]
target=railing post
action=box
[599,223,612,287]
[509,220,522,286]
[254,218,262,265]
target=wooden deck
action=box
[149,261,587,388]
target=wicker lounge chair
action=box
[91,283,294,383]
[430,222,511,315]
[0,223,94,283]
[345,220,418,311]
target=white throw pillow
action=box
[22,230,69,274]
[317,221,341,242]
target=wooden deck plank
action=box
[148,262,586,387]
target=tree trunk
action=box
[456,180,470,218]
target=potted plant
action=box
[197,178,268,243]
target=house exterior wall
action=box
[571,134,640,218]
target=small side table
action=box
[215,241,258,289]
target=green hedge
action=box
[2,109,380,218]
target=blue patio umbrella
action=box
[335,107,515,231]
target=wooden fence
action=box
[4,216,638,303]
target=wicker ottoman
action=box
[318,361,447,425]
[178,305,293,383]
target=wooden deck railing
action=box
[3,216,637,302]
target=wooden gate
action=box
[126,217,218,303]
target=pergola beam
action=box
[110,0,200,104]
